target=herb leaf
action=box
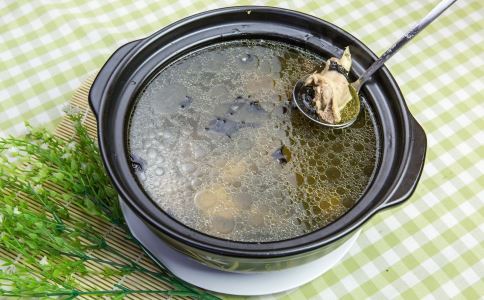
[0,113,219,299]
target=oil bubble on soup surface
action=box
[128,40,380,242]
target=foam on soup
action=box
[128,40,380,242]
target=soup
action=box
[128,40,380,242]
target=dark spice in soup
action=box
[128,40,380,242]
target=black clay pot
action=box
[89,6,426,272]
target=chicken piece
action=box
[194,185,229,210]
[304,47,352,124]
[222,160,247,184]
[193,185,239,235]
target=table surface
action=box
[1,0,483,299]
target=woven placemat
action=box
[0,74,177,299]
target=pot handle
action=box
[379,116,427,210]
[89,40,141,118]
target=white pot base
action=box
[120,198,359,296]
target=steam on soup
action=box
[128,40,380,242]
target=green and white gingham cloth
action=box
[1,0,483,299]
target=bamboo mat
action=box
[0,74,178,299]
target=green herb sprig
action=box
[0,113,219,299]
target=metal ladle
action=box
[293,0,457,128]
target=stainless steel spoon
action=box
[293,0,457,129]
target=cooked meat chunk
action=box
[304,47,352,124]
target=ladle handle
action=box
[354,0,457,90]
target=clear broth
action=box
[128,40,380,242]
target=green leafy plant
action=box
[0,113,219,299]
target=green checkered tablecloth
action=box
[1,0,483,299]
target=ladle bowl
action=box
[292,0,456,128]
